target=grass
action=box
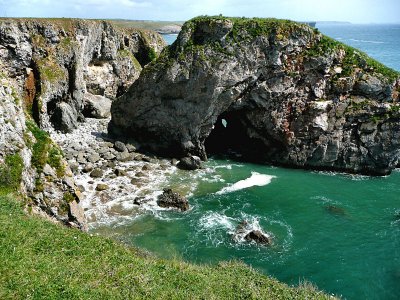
[0,154,24,193]
[0,195,335,299]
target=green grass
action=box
[0,195,335,299]
[0,154,24,193]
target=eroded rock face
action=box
[0,19,166,132]
[110,16,400,175]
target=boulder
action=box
[96,184,109,191]
[177,156,203,170]
[90,168,104,178]
[114,141,127,152]
[83,93,112,119]
[157,188,189,211]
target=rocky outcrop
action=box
[157,188,189,211]
[0,75,86,230]
[0,18,165,132]
[110,16,400,175]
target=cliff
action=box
[0,18,166,228]
[110,16,400,175]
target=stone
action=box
[126,144,136,153]
[43,164,57,178]
[157,188,189,211]
[83,93,112,119]
[68,200,88,231]
[102,152,116,160]
[135,171,146,177]
[133,197,151,205]
[63,176,76,189]
[83,163,94,173]
[90,168,104,178]
[114,169,127,176]
[77,152,86,164]
[171,158,179,166]
[177,156,203,170]
[115,151,131,162]
[68,160,79,174]
[88,153,101,163]
[114,141,127,152]
[244,230,272,245]
[96,184,109,191]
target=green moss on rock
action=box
[0,153,24,191]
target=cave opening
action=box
[204,110,267,163]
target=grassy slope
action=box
[0,195,334,299]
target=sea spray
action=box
[216,172,276,194]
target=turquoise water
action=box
[110,24,400,299]
[94,159,400,299]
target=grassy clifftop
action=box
[0,195,334,299]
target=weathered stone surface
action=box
[83,93,112,119]
[69,200,88,231]
[177,156,203,170]
[157,188,189,211]
[0,18,166,133]
[110,16,400,175]
[115,151,131,162]
[96,183,109,191]
[114,141,127,152]
[90,168,104,178]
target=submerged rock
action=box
[157,188,189,211]
[110,16,400,175]
[325,205,347,216]
[244,230,272,245]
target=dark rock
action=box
[244,230,272,245]
[133,197,151,205]
[114,141,127,152]
[177,156,203,170]
[96,183,109,191]
[157,188,189,211]
[68,160,79,174]
[90,168,104,178]
[135,171,146,177]
[106,161,117,168]
[77,185,86,192]
[325,205,346,216]
[142,156,153,163]
[142,164,152,171]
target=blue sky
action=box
[0,0,399,23]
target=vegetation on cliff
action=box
[0,195,334,299]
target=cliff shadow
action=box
[204,110,267,163]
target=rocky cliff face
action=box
[110,16,400,175]
[0,18,165,229]
[0,18,165,132]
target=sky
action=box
[0,0,399,23]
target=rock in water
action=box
[157,188,189,211]
[110,16,400,175]
[177,156,203,170]
[244,230,272,245]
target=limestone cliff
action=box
[110,16,400,175]
[0,18,165,132]
[0,18,165,229]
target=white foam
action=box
[199,212,236,231]
[348,38,384,44]
[216,172,276,194]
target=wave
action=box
[348,38,385,44]
[216,172,276,194]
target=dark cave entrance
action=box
[204,111,267,162]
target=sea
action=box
[93,24,400,300]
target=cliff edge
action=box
[110,16,400,175]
